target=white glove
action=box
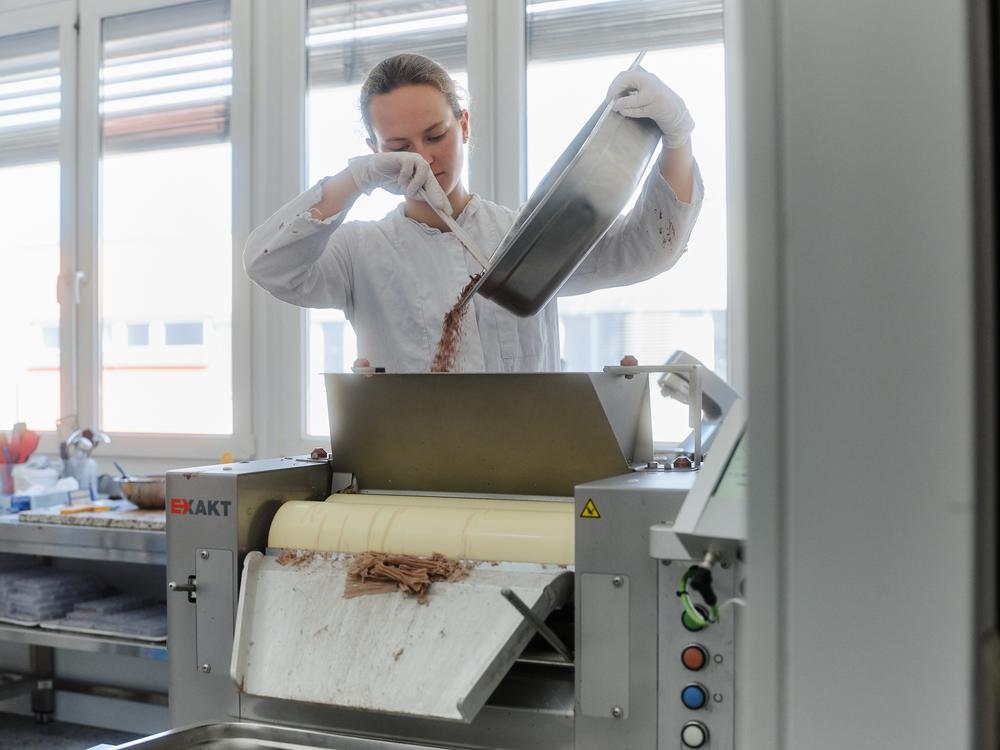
[347,152,451,213]
[608,68,694,149]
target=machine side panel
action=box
[167,473,239,726]
[195,548,234,677]
[575,473,689,750]
[167,460,329,728]
[579,573,630,718]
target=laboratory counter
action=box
[0,511,166,566]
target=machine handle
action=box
[168,577,198,602]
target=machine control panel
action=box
[659,562,737,750]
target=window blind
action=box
[307,0,467,89]
[527,0,723,62]
[100,0,231,153]
[0,26,60,168]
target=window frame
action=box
[0,0,78,458]
[75,0,254,459]
[246,0,307,461]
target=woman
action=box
[245,53,703,373]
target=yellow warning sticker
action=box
[580,499,601,519]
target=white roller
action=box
[324,492,570,511]
[268,494,574,565]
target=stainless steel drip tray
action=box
[97,721,449,750]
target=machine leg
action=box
[29,645,55,724]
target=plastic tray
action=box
[39,617,167,642]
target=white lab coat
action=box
[244,165,703,373]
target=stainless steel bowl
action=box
[464,79,662,317]
[118,475,166,509]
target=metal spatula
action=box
[418,188,490,270]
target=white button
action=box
[682,722,707,748]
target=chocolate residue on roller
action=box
[276,549,316,567]
[430,274,482,373]
[345,551,473,605]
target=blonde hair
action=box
[359,53,464,141]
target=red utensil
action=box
[14,429,39,463]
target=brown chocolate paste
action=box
[345,551,473,605]
[430,274,482,373]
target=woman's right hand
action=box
[348,152,451,213]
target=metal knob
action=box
[168,581,196,593]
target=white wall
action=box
[740,1,988,749]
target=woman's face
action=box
[367,84,469,197]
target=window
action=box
[304,0,468,436]
[0,25,62,432]
[320,321,345,372]
[42,326,60,350]
[164,321,204,346]
[526,0,725,442]
[97,0,234,435]
[127,323,149,346]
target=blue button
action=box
[682,684,707,710]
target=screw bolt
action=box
[714,693,724,703]
[200,550,210,559]
[611,706,624,719]
[200,664,211,673]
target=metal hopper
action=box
[325,372,653,498]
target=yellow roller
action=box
[268,494,574,565]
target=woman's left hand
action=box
[608,68,694,149]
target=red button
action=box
[681,645,708,671]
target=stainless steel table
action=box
[0,514,168,719]
[0,514,166,565]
